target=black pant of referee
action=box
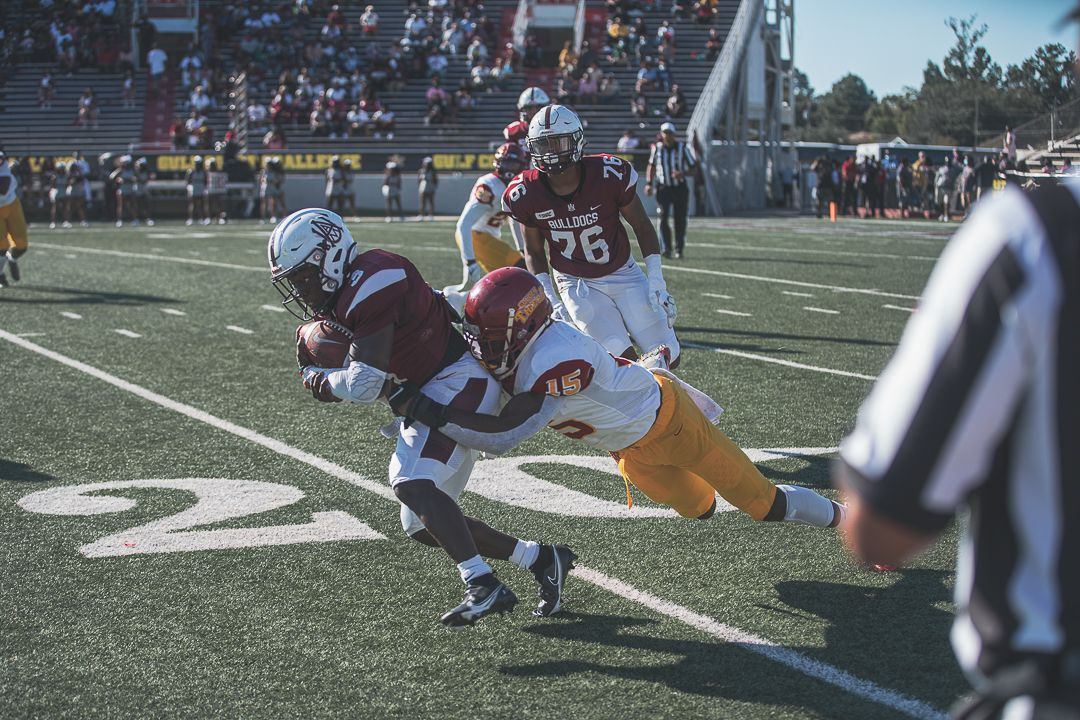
[657,182,689,258]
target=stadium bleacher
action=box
[0,0,736,157]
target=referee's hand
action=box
[645,183,654,196]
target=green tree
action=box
[814,73,877,134]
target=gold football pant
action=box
[617,374,777,520]
[456,230,523,273]
[0,199,29,252]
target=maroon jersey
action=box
[502,154,640,279]
[329,249,463,385]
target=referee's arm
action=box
[835,188,1047,566]
[644,143,657,196]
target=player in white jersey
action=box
[392,267,846,528]
[0,151,29,288]
[442,143,529,312]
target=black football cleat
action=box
[440,574,517,627]
[530,544,577,617]
[6,258,18,282]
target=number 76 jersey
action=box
[502,154,639,279]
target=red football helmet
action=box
[463,267,552,378]
[493,142,527,182]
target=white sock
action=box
[777,485,837,528]
[509,540,540,570]
[456,554,493,584]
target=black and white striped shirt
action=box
[838,182,1080,681]
[648,141,696,187]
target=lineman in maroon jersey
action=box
[502,104,681,367]
[267,208,575,625]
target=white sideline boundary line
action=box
[687,241,938,262]
[226,325,255,335]
[683,342,877,381]
[35,243,265,272]
[803,307,840,315]
[0,329,939,719]
[36,240,920,303]
[782,291,815,298]
[656,264,921,301]
[715,309,752,317]
[113,329,142,338]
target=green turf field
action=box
[1,217,964,719]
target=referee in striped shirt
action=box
[645,122,696,259]
[835,175,1080,717]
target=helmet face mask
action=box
[493,142,526,182]
[268,209,356,320]
[526,105,586,174]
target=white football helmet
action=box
[517,86,551,122]
[526,104,585,174]
[268,208,357,319]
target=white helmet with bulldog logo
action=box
[267,208,358,319]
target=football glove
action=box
[648,281,677,327]
[302,367,342,403]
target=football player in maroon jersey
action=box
[502,105,681,368]
[502,86,550,156]
[268,209,575,625]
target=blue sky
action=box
[795,0,1074,97]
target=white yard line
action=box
[715,309,752,317]
[113,329,142,338]
[687,241,938,262]
[782,291,815,298]
[261,304,287,313]
[225,325,255,335]
[702,292,733,300]
[16,332,46,337]
[883,304,916,313]
[34,243,264,272]
[803,306,840,315]
[160,308,187,316]
[654,264,921,301]
[0,328,937,720]
[60,311,82,320]
[683,342,877,381]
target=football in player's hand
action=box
[296,319,353,369]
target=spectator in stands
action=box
[136,11,156,62]
[122,70,136,109]
[578,41,598,77]
[382,161,404,222]
[665,84,686,118]
[670,0,689,19]
[263,126,287,150]
[190,84,212,114]
[38,72,55,108]
[705,27,721,60]
[466,36,488,68]
[372,103,396,139]
[523,32,542,69]
[76,87,99,129]
[558,41,578,74]
[417,156,438,221]
[469,61,489,93]
[656,61,672,92]
[361,6,380,36]
[247,101,270,133]
[180,47,202,89]
[454,79,476,112]
[147,43,167,97]
[442,22,465,57]
[170,116,189,150]
[490,58,513,92]
[636,60,657,92]
[657,39,674,66]
[599,73,620,103]
[657,20,676,45]
[578,63,600,104]
[617,128,641,152]
[693,0,714,23]
[426,76,449,124]
[631,92,648,119]
[428,48,448,77]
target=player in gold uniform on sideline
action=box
[0,151,30,288]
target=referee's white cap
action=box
[660,122,677,134]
